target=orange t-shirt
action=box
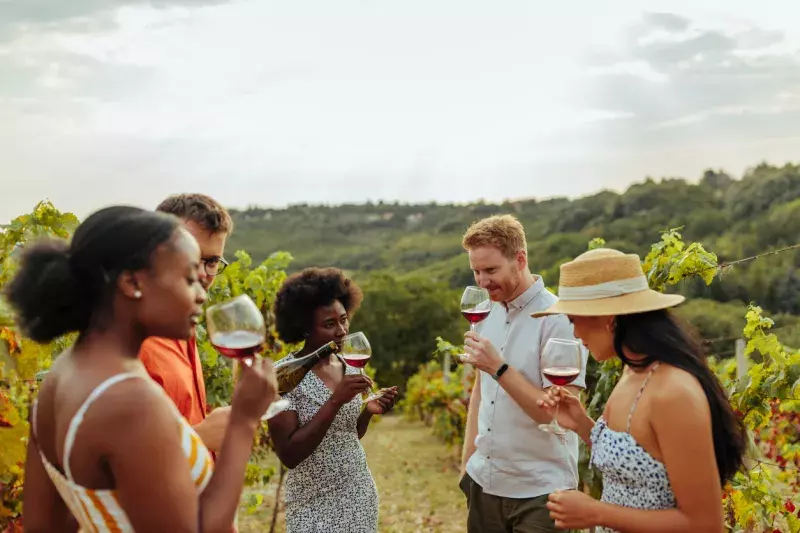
[139,336,208,426]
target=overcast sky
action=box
[1,0,799,221]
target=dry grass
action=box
[237,415,466,532]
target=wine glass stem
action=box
[553,403,562,430]
[359,368,372,400]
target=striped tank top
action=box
[33,372,214,532]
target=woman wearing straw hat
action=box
[532,248,746,532]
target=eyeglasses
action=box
[201,256,229,276]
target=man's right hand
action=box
[193,406,231,452]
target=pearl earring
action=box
[134,290,142,299]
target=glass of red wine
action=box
[538,338,583,435]
[458,286,491,362]
[340,331,382,403]
[206,294,288,420]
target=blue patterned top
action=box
[589,363,676,533]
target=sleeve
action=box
[281,385,302,413]
[539,314,589,390]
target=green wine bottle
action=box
[275,340,338,395]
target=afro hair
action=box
[273,267,363,343]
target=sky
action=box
[1,0,799,221]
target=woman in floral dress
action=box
[268,267,398,532]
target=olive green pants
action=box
[459,473,564,533]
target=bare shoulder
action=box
[650,364,710,422]
[91,377,177,440]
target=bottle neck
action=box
[296,341,337,366]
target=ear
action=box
[118,271,143,301]
[602,316,616,332]
[516,249,528,271]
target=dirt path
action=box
[237,415,466,532]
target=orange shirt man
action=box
[139,193,233,451]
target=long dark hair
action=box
[6,206,180,343]
[614,309,747,483]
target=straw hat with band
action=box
[531,248,685,318]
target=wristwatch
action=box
[491,363,509,381]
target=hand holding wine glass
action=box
[537,386,586,433]
[206,294,289,420]
[231,356,279,424]
[462,331,504,375]
[538,338,583,435]
[330,374,374,406]
[340,332,384,402]
[365,386,399,415]
[457,286,491,362]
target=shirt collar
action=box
[504,276,545,311]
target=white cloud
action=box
[0,0,799,221]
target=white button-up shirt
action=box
[465,277,589,499]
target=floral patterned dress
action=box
[279,354,379,532]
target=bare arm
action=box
[21,419,79,533]
[269,374,371,469]
[198,411,260,531]
[269,402,341,469]
[356,409,374,439]
[548,376,724,532]
[192,407,231,452]
[460,372,481,477]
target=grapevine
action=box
[0,202,297,528]
[0,201,79,531]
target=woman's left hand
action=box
[366,386,399,415]
[546,490,602,529]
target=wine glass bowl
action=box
[538,338,583,435]
[340,332,382,402]
[207,294,266,360]
[458,286,491,362]
[206,294,289,420]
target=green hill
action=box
[229,163,800,310]
[224,162,800,385]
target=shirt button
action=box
[488,428,491,432]
[491,401,495,405]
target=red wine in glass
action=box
[538,338,583,436]
[457,286,491,363]
[210,330,265,359]
[462,308,491,325]
[341,353,371,368]
[542,366,580,387]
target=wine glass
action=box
[458,286,491,362]
[206,294,288,420]
[538,338,583,435]
[340,332,382,402]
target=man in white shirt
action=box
[459,214,589,532]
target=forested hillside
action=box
[227,162,800,374]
